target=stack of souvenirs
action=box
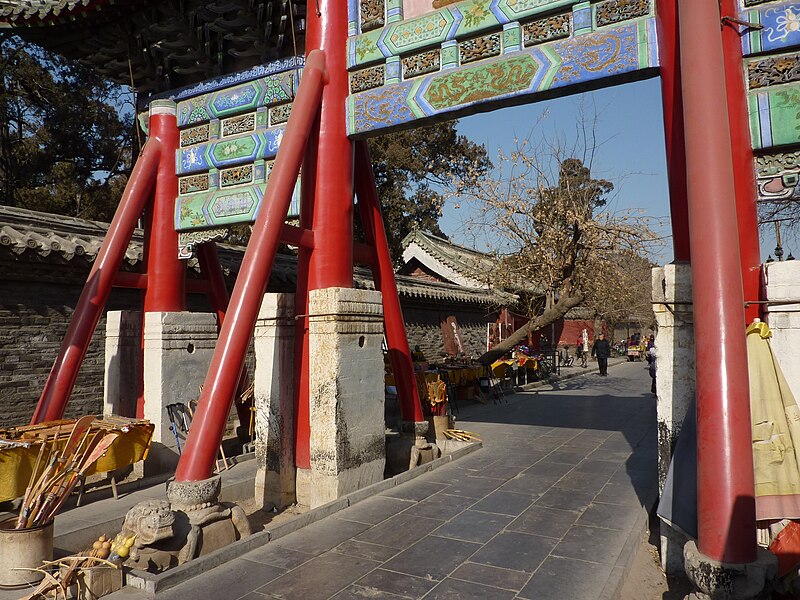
[0,416,154,515]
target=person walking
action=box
[647,338,657,395]
[592,333,611,376]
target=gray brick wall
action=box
[403,303,497,363]
[1,281,141,425]
[1,280,217,427]
[2,272,496,426]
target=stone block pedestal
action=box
[683,541,777,600]
[296,288,386,508]
[104,310,142,418]
[141,312,218,473]
[253,293,296,510]
[652,263,696,577]
[764,261,800,400]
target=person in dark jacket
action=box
[592,333,611,376]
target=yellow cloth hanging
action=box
[747,321,800,520]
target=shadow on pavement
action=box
[455,367,658,510]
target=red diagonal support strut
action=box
[174,50,327,482]
[32,138,162,424]
[197,242,253,433]
[354,141,426,426]
[655,0,690,262]
[721,0,761,323]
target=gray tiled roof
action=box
[0,206,506,305]
[400,229,498,289]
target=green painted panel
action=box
[349,29,384,68]
[748,92,761,150]
[423,54,539,110]
[495,0,574,21]
[383,10,455,55]
[211,136,258,164]
[176,185,267,230]
[769,85,800,147]
[453,0,497,38]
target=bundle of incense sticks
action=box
[443,429,481,442]
[15,416,119,529]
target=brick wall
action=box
[402,302,497,362]
[1,278,220,427]
[2,270,495,426]
[1,281,142,425]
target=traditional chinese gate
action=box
[6,0,800,582]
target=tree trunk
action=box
[478,293,584,365]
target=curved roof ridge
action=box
[401,229,495,286]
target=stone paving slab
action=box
[20,358,655,600]
[143,359,655,600]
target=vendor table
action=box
[491,356,539,379]
[0,417,154,503]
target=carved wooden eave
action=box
[0,0,307,94]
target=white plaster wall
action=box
[764,261,800,401]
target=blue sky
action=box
[441,76,783,264]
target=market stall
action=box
[0,416,154,503]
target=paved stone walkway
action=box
[108,360,657,600]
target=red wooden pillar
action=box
[306,0,354,291]
[293,0,354,467]
[655,0,691,262]
[143,101,186,314]
[678,0,756,563]
[721,0,761,323]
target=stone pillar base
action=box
[400,420,430,438]
[295,287,386,509]
[104,310,142,418]
[683,540,777,600]
[253,293,296,510]
[255,468,295,511]
[142,312,218,471]
[764,261,800,400]
[660,522,689,581]
[296,460,385,507]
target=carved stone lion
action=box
[117,477,251,573]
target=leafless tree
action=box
[449,111,661,364]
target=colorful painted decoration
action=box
[742,2,800,56]
[748,82,800,150]
[169,60,301,237]
[756,151,800,204]
[347,19,657,136]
